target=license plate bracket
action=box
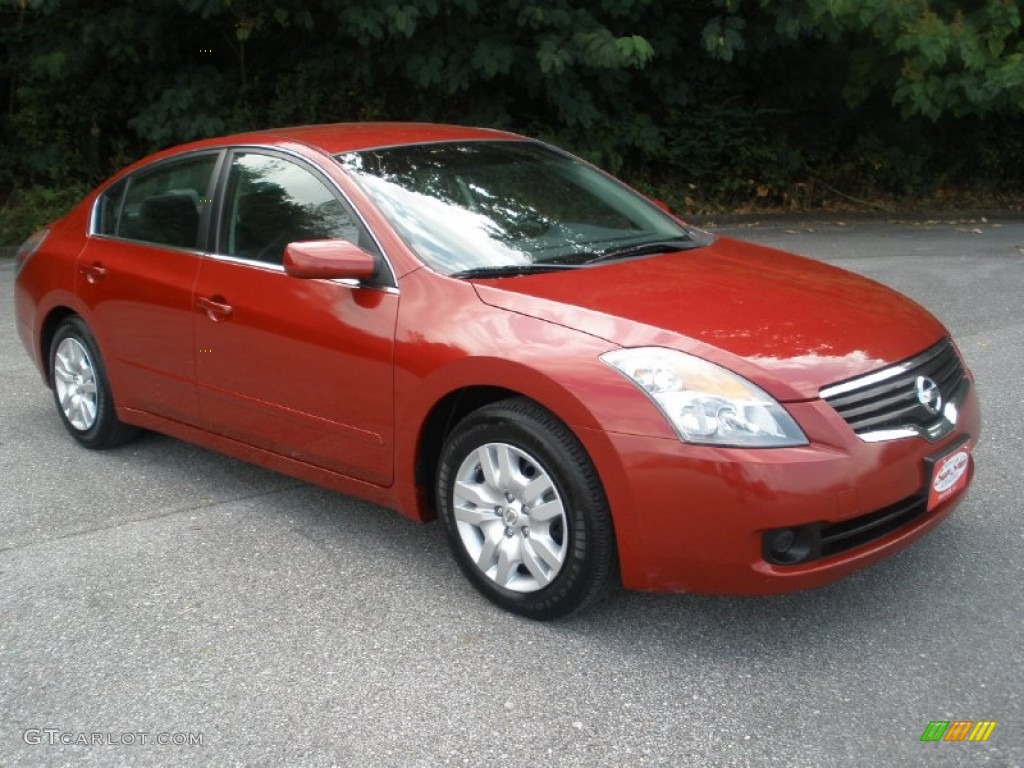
[924,436,972,512]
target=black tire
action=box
[48,316,140,449]
[437,397,618,619]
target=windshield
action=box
[336,140,708,275]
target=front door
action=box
[193,150,397,485]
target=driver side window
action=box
[219,152,369,265]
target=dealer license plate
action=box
[927,439,972,512]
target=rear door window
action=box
[116,154,218,249]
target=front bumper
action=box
[580,384,981,595]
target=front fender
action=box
[390,269,669,569]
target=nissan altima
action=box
[13,123,980,618]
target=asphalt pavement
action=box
[2,217,1022,767]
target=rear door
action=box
[193,149,398,485]
[76,152,221,423]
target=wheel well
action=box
[415,385,522,520]
[39,307,77,387]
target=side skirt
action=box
[118,407,418,520]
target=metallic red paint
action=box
[14,123,981,599]
[193,256,398,485]
[76,236,201,423]
[473,238,948,400]
[283,240,377,280]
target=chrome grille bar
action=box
[821,338,969,442]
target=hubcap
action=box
[452,442,568,593]
[53,338,99,431]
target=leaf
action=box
[616,35,654,67]
[537,38,570,74]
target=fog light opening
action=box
[764,527,814,565]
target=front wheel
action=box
[437,398,618,619]
[49,316,140,449]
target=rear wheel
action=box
[49,316,140,449]
[437,398,618,619]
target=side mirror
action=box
[283,240,376,281]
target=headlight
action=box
[601,347,807,447]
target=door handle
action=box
[79,263,108,284]
[196,295,234,321]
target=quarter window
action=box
[219,152,366,265]
[94,178,127,236]
[117,154,217,249]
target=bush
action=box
[0,185,90,247]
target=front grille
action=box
[820,338,968,442]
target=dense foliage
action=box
[2,0,1023,243]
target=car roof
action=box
[203,122,525,155]
[97,123,533,195]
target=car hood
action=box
[470,236,948,401]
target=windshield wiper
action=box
[449,235,714,277]
[585,237,710,265]
[449,263,586,279]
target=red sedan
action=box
[13,123,980,618]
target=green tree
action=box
[2,0,1022,246]
[711,0,1024,119]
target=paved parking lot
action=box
[2,218,1022,767]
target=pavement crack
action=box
[0,482,306,555]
